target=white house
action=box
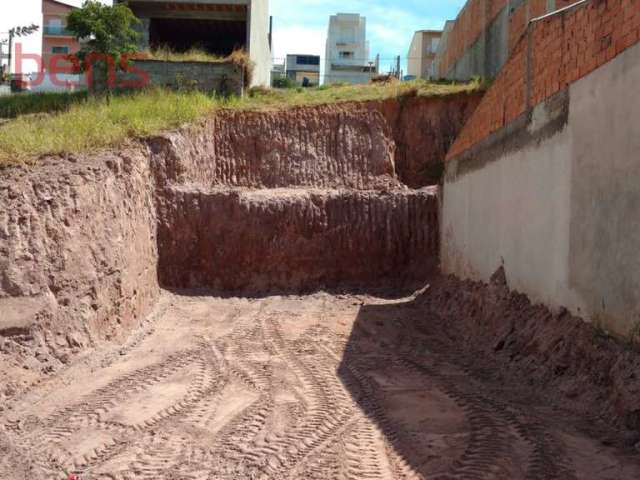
[324,13,377,85]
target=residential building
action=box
[117,0,273,87]
[407,30,442,80]
[324,13,377,85]
[285,54,320,86]
[42,0,81,73]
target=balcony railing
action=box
[44,26,74,36]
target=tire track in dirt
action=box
[21,338,225,479]
[4,294,638,480]
[236,312,357,480]
[401,357,577,480]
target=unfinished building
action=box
[119,0,273,86]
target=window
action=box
[52,46,69,54]
[297,56,320,66]
[339,51,354,59]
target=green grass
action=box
[0,91,88,119]
[237,79,482,111]
[0,89,215,164]
[0,79,482,165]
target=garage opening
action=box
[149,18,247,56]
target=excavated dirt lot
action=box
[3,95,640,479]
[2,281,640,480]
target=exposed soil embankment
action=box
[158,187,439,292]
[1,95,475,396]
[148,106,400,190]
[0,151,159,396]
[147,93,482,190]
[411,271,640,433]
[369,92,482,187]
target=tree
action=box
[66,1,140,90]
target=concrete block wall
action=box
[116,60,244,95]
[447,0,640,159]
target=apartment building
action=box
[407,30,442,80]
[42,0,81,73]
[324,13,377,85]
[286,54,320,86]
[118,0,273,87]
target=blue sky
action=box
[2,0,466,74]
[271,0,466,74]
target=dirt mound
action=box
[412,273,640,433]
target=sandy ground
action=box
[1,289,640,480]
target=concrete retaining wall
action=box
[442,42,640,335]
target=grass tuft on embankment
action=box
[0,80,482,166]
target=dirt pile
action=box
[410,271,640,433]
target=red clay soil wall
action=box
[0,151,160,363]
[148,93,482,191]
[367,92,482,188]
[147,105,400,191]
[448,0,640,160]
[0,95,465,383]
[157,187,439,293]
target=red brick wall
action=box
[440,0,509,77]
[509,3,529,52]
[447,0,640,160]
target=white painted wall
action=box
[442,42,640,335]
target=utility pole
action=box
[396,55,401,80]
[7,33,13,75]
[4,24,39,76]
[0,40,7,80]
